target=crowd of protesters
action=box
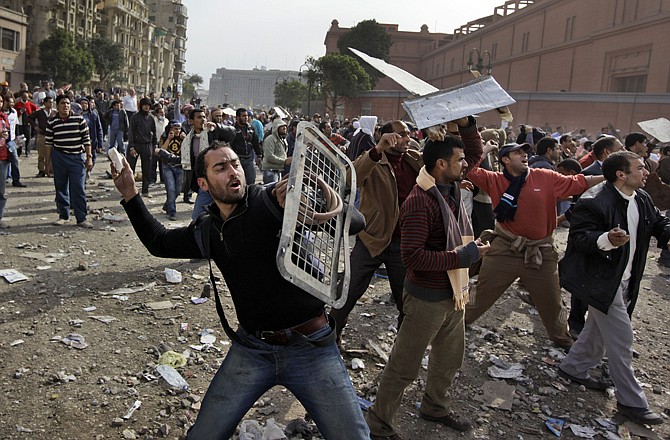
[3,78,670,439]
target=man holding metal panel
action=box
[111,139,369,439]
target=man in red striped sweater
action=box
[366,119,489,440]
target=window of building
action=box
[565,16,576,41]
[611,75,647,93]
[521,32,530,53]
[0,28,20,52]
[361,102,372,116]
[168,16,173,22]
[491,43,497,60]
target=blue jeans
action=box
[186,324,369,440]
[262,169,281,184]
[241,156,256,185]
[0,159,8,219]
[108,129,125,155]
[162,165,183,216]
[191,188,213,221]
[52,150,88,223]
[7,141,21,184]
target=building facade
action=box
[325,0,670,135]
[0,5,28,85]
[1,0,102,83]
[208,67,300,110]
[0,0,186,94]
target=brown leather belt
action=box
[255,312,328,345]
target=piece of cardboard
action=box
[348,47,438,96]
[402,76,516,130]
[638,118,670,143]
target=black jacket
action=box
[231,123,261,159]
[128,110,157,147]
[121,185,324,332]
[559,181,670,315]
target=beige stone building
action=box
[1,0,101,83]
[325,0,670,135]
[0,0,186,94]
[0,4,28,85]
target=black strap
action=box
[193,213,244,345]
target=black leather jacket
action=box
[559,181,670,314]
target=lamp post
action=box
[467,48,493,75]
[299,63,313,116]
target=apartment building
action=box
[1,0,102,83]
[325,0,670,134]
[0,5,28,84]
[0,0,186,94]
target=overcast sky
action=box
[183,1,507,85]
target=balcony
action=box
[76,26,84,36]
[95,12,101,21]
[78,4,85,13]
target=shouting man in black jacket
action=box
[111,142,370,439]
[558,151,670,426]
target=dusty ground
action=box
[1,153,670,440]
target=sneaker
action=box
[0,220,9,229]
[616,402,664,425]
[77,220,94,229]
[168,214,177,221]
[419,411,472,432]
[53,218,70,226]
[183,197,193,204]
[557,367,612,390]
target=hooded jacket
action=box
[261,119,288,171]
[128,107,157,147]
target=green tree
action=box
[314,53,372,114]
[274,79,307,113]
[337,19,392,85]
[87,36,124,87]
[182,73,204,100]
[38,30,95,87]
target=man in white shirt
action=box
[122,88,138,119]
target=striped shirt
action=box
[45,114,90,154]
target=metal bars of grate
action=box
[276,122,356,307]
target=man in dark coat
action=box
[558,151,670,426]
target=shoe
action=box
[53,218,70,226]
[568,327,581,341]
[555,341,573,353]
[12,182,27,188]
[616,402,664,425]
[183,198,193,204]
[36,171,46,178]
[370,434,404,440]
[557,367,612,390]
[142,193,153,198]
[419,411,472,432]
[0,220,9,229]
[168,214,177,221]
[77,220,94,229]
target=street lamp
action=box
[467,48,493,75]
[299,63,313,116]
